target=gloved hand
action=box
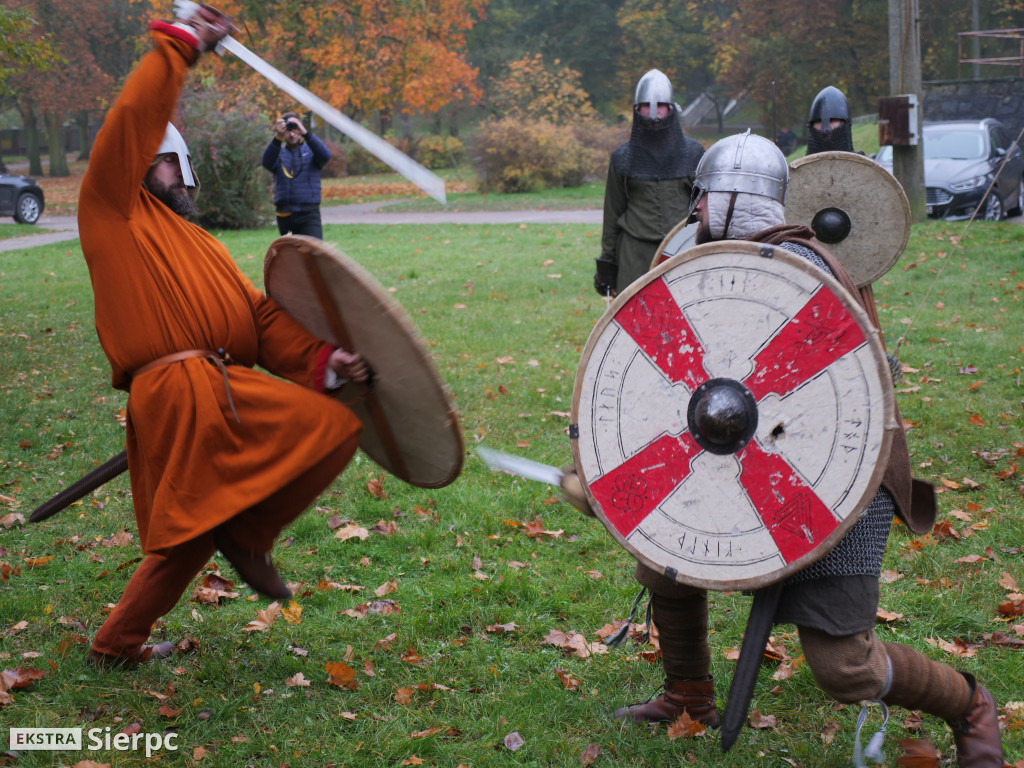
[560,467,595,517]
[170,0,231,52]
[593,259,618,297]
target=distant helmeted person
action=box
[594,69,705,296]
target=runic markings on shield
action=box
[734,440,838,563]
[613,277,708,392]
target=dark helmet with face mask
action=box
[806,86,854,154]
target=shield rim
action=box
[570,240,895,591]
[649,218,699,271]
[786,150,910,288]
[264,235,464,489]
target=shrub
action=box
[415,135,465,169]
[474,118,603,193]
[319,138,346,178]
[489,54,599,125]
[344,142,392,176]
[179,88,274,230]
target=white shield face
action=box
[571,241,894,591]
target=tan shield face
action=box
[571,241,894,591]
[264,236,463,488]
[785,151,910,287]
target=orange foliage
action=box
[199,0,484,122]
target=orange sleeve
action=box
[244,280,331,390]
[80,28,199,218]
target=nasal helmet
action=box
[634,69,673,117]
[155,122,200,199]
[807,86,851,129]
[691,130,789,207]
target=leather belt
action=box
[131,348,241,423]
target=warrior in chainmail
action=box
[806,85,855,154]
[608,132,1005,768]
[594,70,705,296]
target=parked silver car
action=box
[874,118,1024,221]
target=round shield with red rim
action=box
[571,241,895,591]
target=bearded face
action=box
[144,154,197,218]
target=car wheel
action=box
[1009,177,1024,218]
[14,191,43,225]
[982,193,1003,221]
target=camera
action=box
[285,120,300,132]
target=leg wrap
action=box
[882,642,973,722]
[636,563,711,682]
[799,626,890,703]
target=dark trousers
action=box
[276,207,323,239]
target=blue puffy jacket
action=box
[261,133,331,212]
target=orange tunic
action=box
[78,28,361,553]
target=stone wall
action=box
[923,77,1024,138]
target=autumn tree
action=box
[202,0,485,138]
[467,0,625,115]
[8,0,124,177]
[614,0,722,113]
[488,54,598,124]
[0,7,60,172]
[716,0,889,132]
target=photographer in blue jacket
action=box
[261,111,332,238]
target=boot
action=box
[949,673,1005,768]
[613,586,719,727]
[213,527,291,600]
[87,641,174,669]
[613,677,720,727]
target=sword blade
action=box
[477,446,564,488]
[29,450,128,523]
[219,36,446,205]
[720,582,784,752]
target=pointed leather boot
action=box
[949,673,1004,768]
[613,678,720,727]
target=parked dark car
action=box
[0,172,45,224]
[874,118,1024,221]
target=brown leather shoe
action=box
[949,673,1004,768]
[87,641,174,669]
[213,528,291,600]
[613,678,720,727]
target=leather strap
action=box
[132,349,218,378]
[131,348,240,423]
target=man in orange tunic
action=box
[78,6,366,666]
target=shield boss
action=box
[571,241,894,591]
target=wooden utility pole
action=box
[888,0,926,221]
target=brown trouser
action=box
[92,438,357,658]
[636,563,972,722]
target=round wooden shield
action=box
[650,219,699,271]
[264,236,463,488]
[785,151,910,288]
[570,241,895,591]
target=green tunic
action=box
[598,163,694,293]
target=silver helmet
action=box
[634,69,673,116]
[155,122,199,197]
[692,129,788,206]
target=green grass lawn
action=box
[0,218,1021,767]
